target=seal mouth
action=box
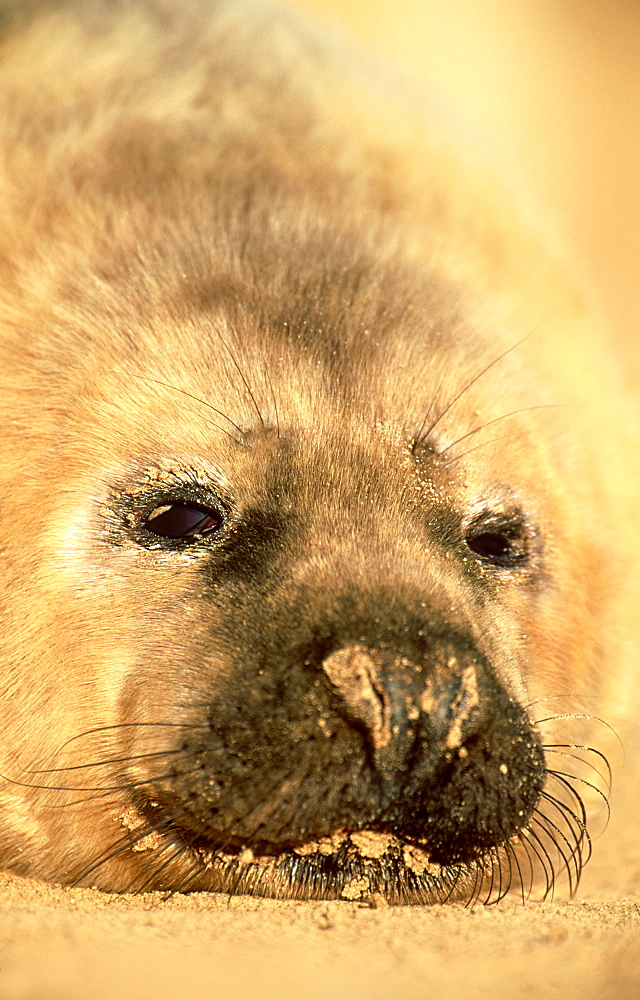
[169,827,476,904]
[117,797,486,903]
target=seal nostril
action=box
[321,646,392,751]
[433,661,481,751]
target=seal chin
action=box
[166,829,476,904]
[146,763,541,904]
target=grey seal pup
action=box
[0,0,638,903]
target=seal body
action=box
[0,0,637,903]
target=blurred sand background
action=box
[1,2,639,999]
[300,0,640,378]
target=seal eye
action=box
[466,531,515,564]
[144,503,224,539]
[464,511,529,569]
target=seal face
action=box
[0,0,636,903]
[119,462,547,899]
[100,438,550,903]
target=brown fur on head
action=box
[0,0,638,903]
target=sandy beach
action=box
[1,860,639,1000]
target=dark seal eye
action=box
[144,503,224,539]
[465,510,529,569]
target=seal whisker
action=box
[121,373,246,442]
[487,845,511,905]
[543,795,586,879]
[464,864,479,908]
[440,863,466,904]
[47,722,207,758]
[216,329,265,429]
[502,844,517,903]
[465,858,487,908]
[264,366,281,440]
[415,332,533,447]
[412,365,452,452]
[441,433,515,467]
[529,811,582,896]
[539,797,593,872]
[21,751,245,810]
[491,845,512,906]
[540,778,588,827]
[530,805,583,894]
[538,787,589,854]
[20,749,189,774]
[518,825,555,901]
[483,851,501,906]
[514,832,541,900]
[439,404,565,457]
[543,741,612,769]
[496,846,513,904]
[546,766,612,812]
[546,768,610,826]
[506,838,529,904]
[543,747,612,796]
[129,842,192,894]
[538,787,591,866]
[534,713,621,751]
[484,849,499,905]
[70,801,187,887]
[0,766,211,796]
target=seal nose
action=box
[321,643,484,785]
